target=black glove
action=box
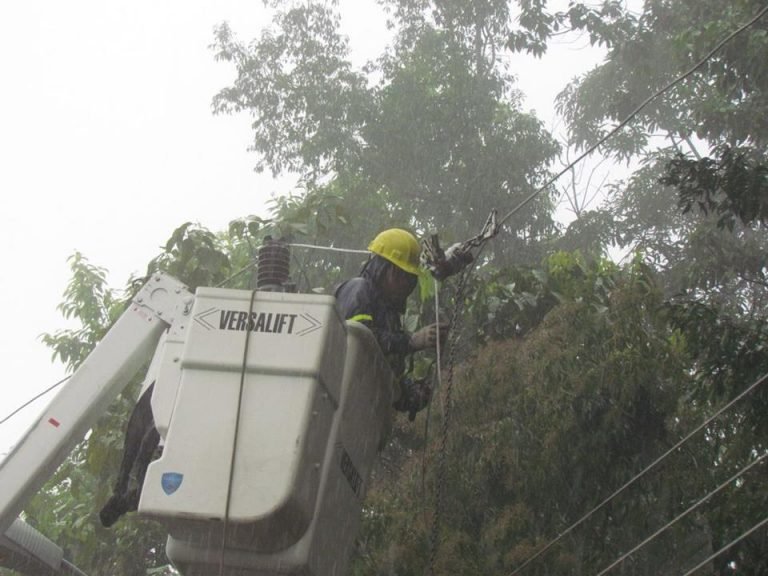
[393,377,433,421]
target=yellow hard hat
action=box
[368,228,421,275]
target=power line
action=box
[680,515,768,576]
[216,243,370,294]
[508,370,768,576]
[0,376,71,426]
[219,288,258,576]
[594,452,768,576]
[288,242,370,255]
[215,262,256,288]
[497,2,768,230]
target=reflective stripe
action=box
[349,314,373,323]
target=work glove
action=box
[432,243,474,280]
[393,377,433,421]
[409,322,449,351]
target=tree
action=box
[211,0,561,269]
[353,257,721,575]
[545,0,768,159]
[528,0,768,316]
[211,3,369,180]
[346,3,768,572]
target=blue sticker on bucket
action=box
[161,472,184,495]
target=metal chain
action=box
[426,265,476,575]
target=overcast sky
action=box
[0,1,603,458]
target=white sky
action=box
[0,1,604,458]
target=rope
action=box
[421,280,443,502]
[218,288,258,575]
[593,452,768,576]
[0,376,71,426]
[508,370,768,575]
[680,515,768,576]
[433,280,444,417]
[496,1,768,230]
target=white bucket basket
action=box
[139,287,395,575]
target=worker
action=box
[335,228,447,418]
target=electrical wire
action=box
[496,2,768,230]
[680,515,768,576]
[0,376,71,426]
[593,452,768,576]
[508,370,768,576]
[219,288,258,575]
[288,242,371,293]
[215,262,257,288]
[288,242,370,255]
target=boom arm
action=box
[0,273,193,535]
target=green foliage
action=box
[146,222,231,290]
[464,251,619,343]
[508,0,637,56]
[663,144,768,229]
[355,252,768,574]
[553,0,768,157]
[211,4,369,179]
[596,146,768,318]
[544,0,768,323]
[661,296,768,572]
[226,184,390,293]
[365,25,560,251]
[664,298,768,410]
[556,209,620,257]
[354,262,708,575]
[40,253,117,371]
[213,0,561,269]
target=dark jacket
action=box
[335,256,411,376]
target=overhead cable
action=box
[680,515,768,576]
[219,288,258,575]
[593,452,768,576]
[508,370,768,576]
[497,2,768,230]
[215,262,257,288]
[288,242,370,255]
[0,376,71,426]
